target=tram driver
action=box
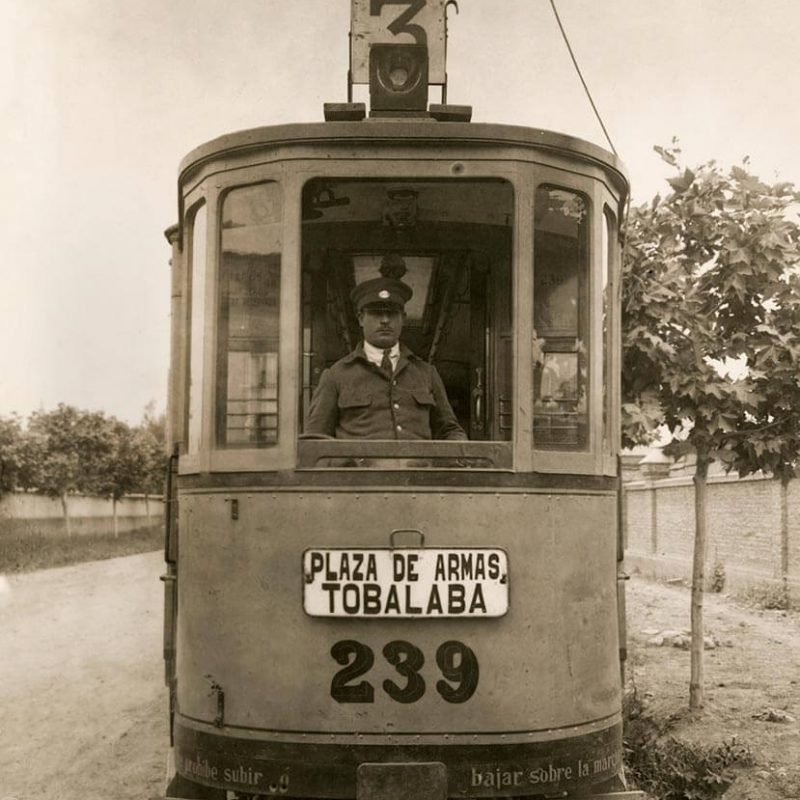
[304,277,467,440]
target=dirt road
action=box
[1,553,798,799]
[0,552,167,800]
[626,578,800,799]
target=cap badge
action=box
[378,290,390,299]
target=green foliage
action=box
[0,403,166,499]
[136,401,168,496]
[25,404,114,499]
[737,582,793,611]
[0,414,37,495]
[622,140,800,479]
[624,691,753,799]
[710,560,726,593]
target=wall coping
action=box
[625,471,772,492]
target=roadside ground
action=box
[626,576,800,799]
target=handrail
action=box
[296,438,512,469]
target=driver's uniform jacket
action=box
[304,343,467,440]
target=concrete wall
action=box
[624,473,800,592]
[0,492,164,538]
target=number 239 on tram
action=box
[160,11,634,800]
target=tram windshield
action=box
[298,178,513,465]
[185,169,611,471]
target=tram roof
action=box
[178,120,628,197]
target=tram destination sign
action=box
[350,0,447,85]
[303,548,508,618]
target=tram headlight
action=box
[369,43,428,113]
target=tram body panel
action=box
[175,487,619,734]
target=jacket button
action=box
[392,380,397,386]
[396,425,402,431]
[393,403,400,410]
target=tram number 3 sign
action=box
[331,639,478,703]
[350,0,447,84]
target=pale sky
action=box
[1,1,798,424]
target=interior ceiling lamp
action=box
[369,43,429,114]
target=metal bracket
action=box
[390,528,425,548]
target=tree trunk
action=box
[60,492,71,537]
[113,497,119,538]
[781,475,790,597]
[689,453,709,710]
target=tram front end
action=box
[161,6,642,798]
[163,119,633,800]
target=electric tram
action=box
[161,3,639,798]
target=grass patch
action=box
[0,525,163,574]
[623,690,753,800]
[736,581,795,611]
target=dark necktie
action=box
[381,348,393,376]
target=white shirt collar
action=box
[363,340,400,366]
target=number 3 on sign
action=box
[369,0,428,46]
[330,639,479,703]
[350,0,446,85]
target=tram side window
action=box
[186,203,207,454]
[216,183,282,448]
[533,187,590,451]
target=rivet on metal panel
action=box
[230,499,239,521]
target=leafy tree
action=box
[0,415,36,495]
[622,142,800,709]
[135,401,167,498]
[80,404,167,534]
[25,404,115,534]
[93,417,143,536]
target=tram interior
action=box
[210,178,590,455]
[299,178,514,442]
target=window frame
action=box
[602,197,622,476]
[180,191,208,476]
[215,180,283,452]
[530,169,604,475]
[295,168,519,471]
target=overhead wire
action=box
[548,0,618,156]
[548,0,633,344]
